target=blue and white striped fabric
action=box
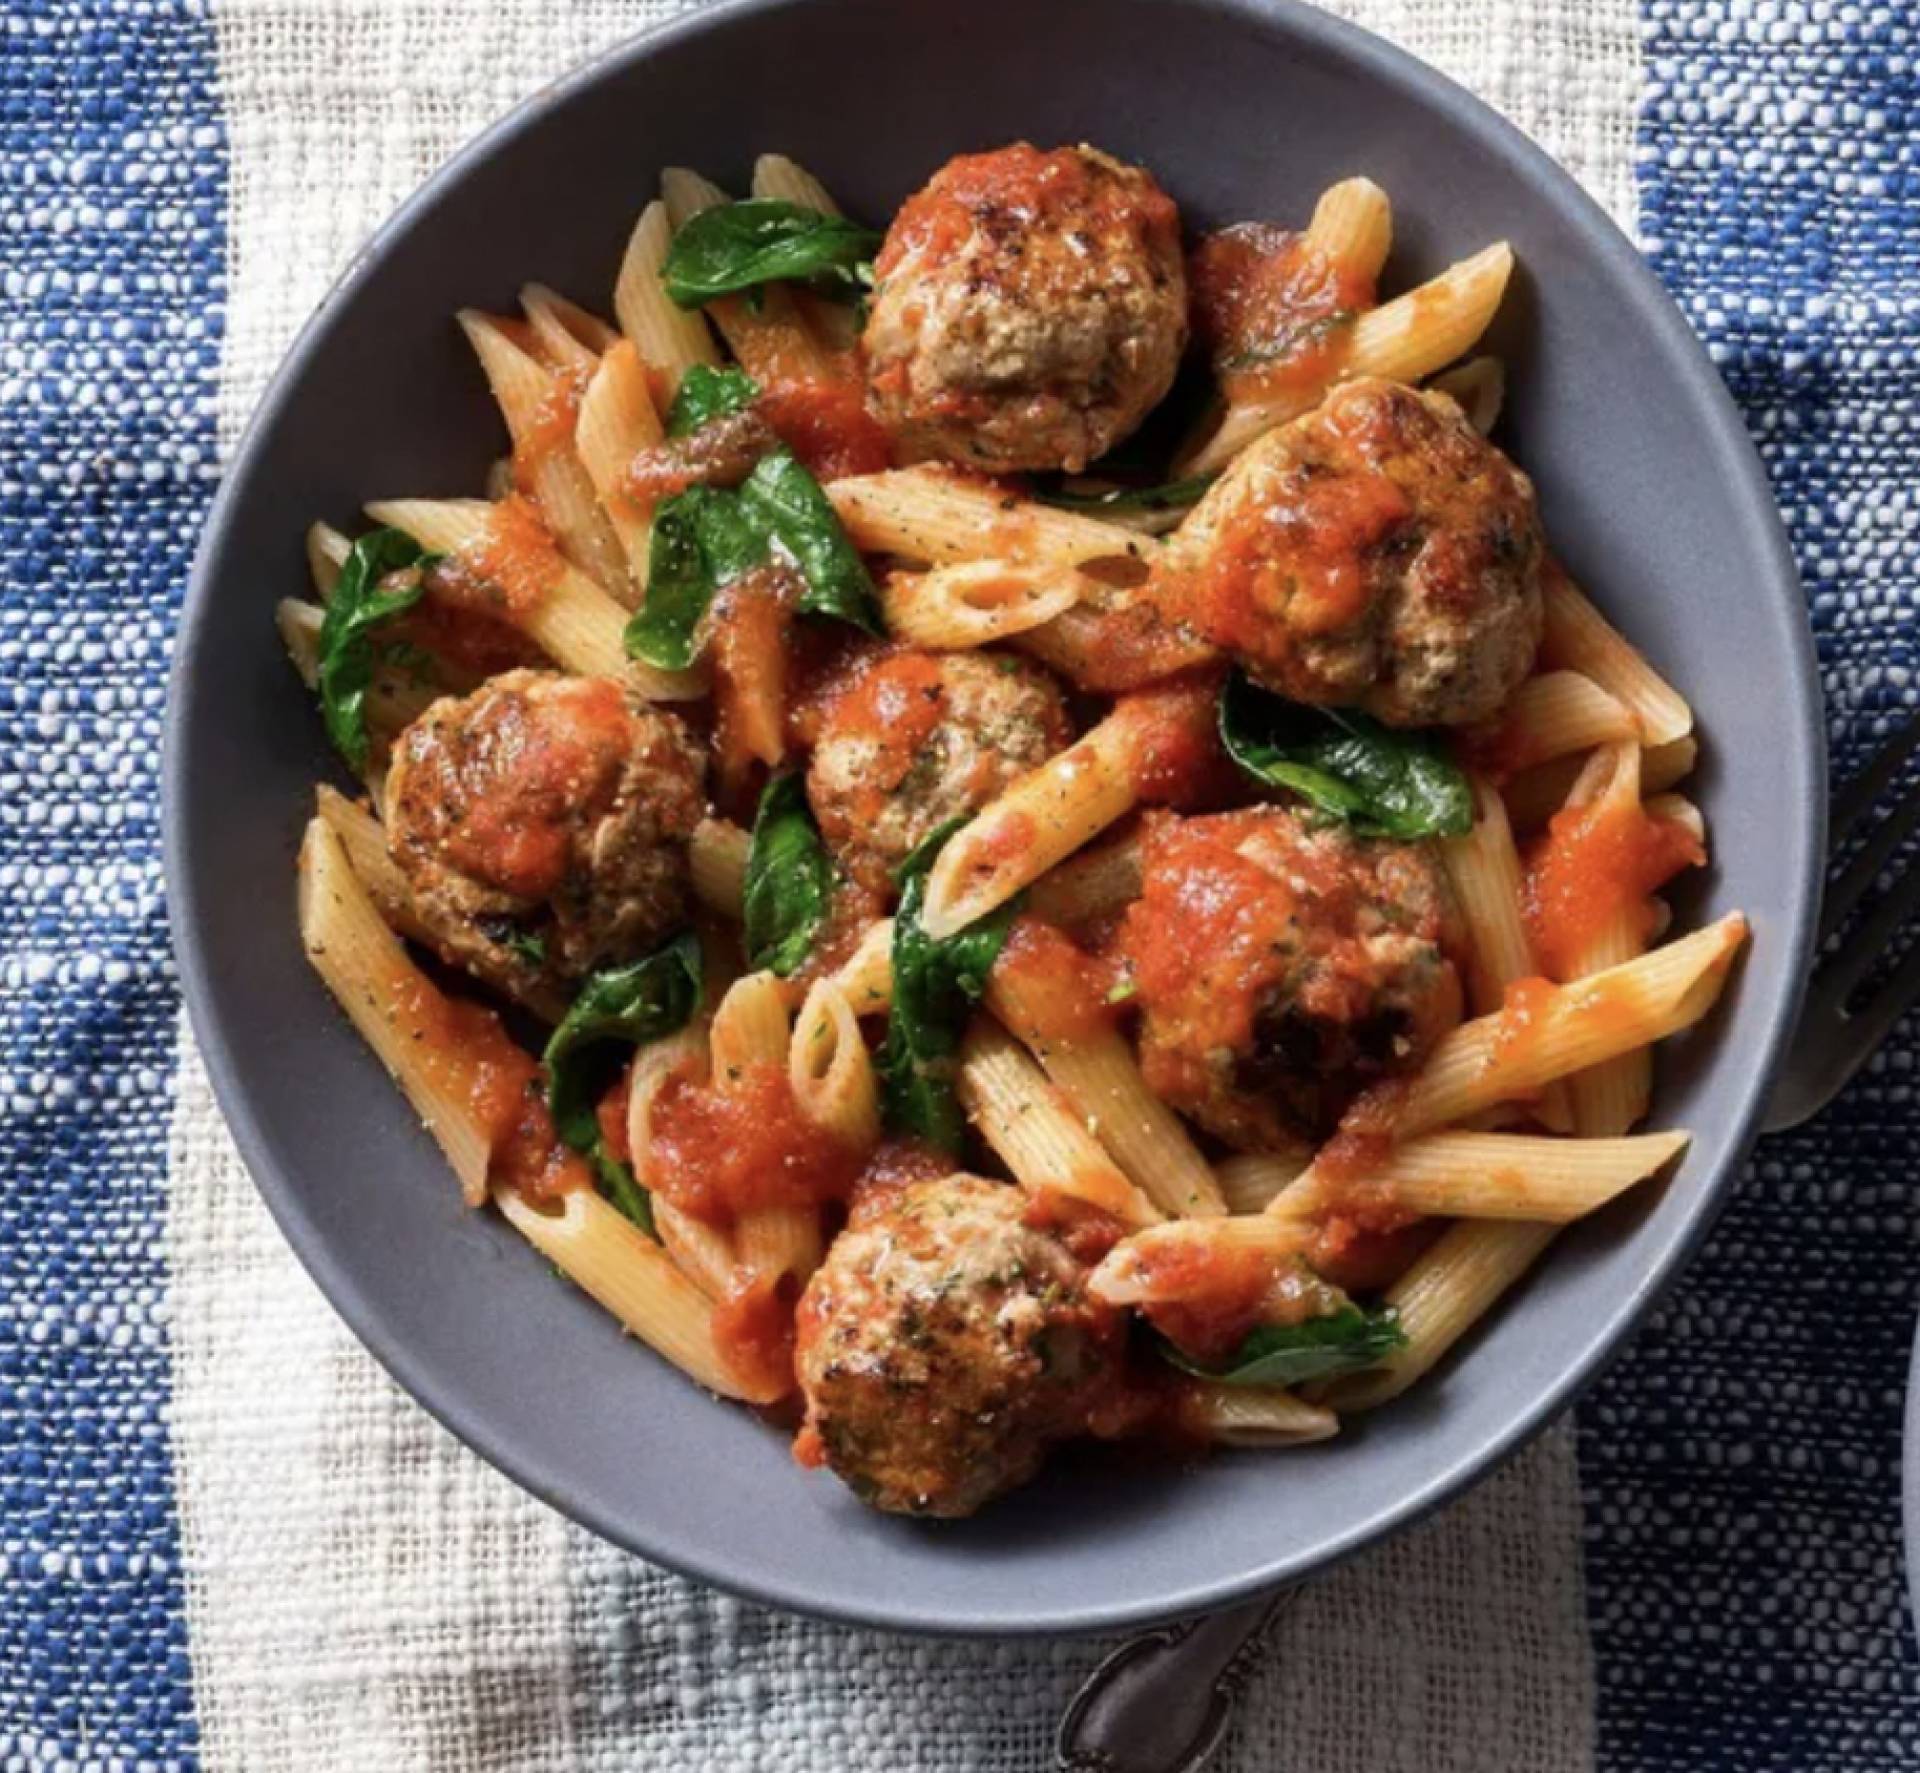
[2,1,1915,1766]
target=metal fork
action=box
[1058,714,1920,1773]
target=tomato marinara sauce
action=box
[1525,796,1705,980]
[1189,222,1374,402]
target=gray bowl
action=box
[164,0,1823,1636]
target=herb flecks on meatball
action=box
[384,669,704,998]
[805,648,1071,890]
[794,1174,1122,1517]
[1167,378,1545,727]
[1120,806,1463,1152]
[861,143,1188,474]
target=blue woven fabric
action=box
[1578,1,1920,1766]
[0,1,221,1766]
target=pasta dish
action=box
[280,143,1744,1517]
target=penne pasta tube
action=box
[277,599,441,761]
[495,1185,777,1402]
[306,520,350,598]
[519,282,619,371]
[790,979,881,1151]
[985,966,1226,1220]
[1317,1220,1560,1411]
[956,1020,1162,1228]
[833,918,896,1016]
[708,970,793,1080]
[1024,830,1144,928]
[1088,1215,1314,1306]
[457,310,632,599]
[574,338,666,596]
[1268,1129,1690,1223]
[654,1199,739,1302]
[312,785,430,943]
[826,468,1164,570]
[626,1028,735,1300]
[750,152,860,353]
[615,198,722,392]
[1214,1151,1309,1215]
[920,707,1145,940]
[1429,355,1505,435]
[1303,176,1393,281]
[297,817,492,1202]
[1503,735,1697,834]
[1469,671,1636,776]
[690,816,749,920]
[735,1206,822,1290]
[1371,912,1747,1141]
[1186,1383,1340,1447]
[1540,564,1693,746]
[1182,242,1514,474]
[881,559,1086,649]
[363,496,701,698]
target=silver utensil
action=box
[1059,715,1920,1772]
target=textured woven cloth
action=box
[2,0,1917,1767]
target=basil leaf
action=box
[737,447,882,635]
[666,365,761,438]
[622,487,771,670]
[663,200,883,308]
[878,823,1017,1154]
[1217,672,1473,840]
[743,772,833,977]
[1156,1304,1405,1388]
[1034,473,1217,517]
[317,527,436,772]
[543,930,702,1157]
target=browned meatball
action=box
[861,143,1188,473]
[1119,807,1463,1152]
[794,1174,1122,1516]
[384,669,704,1000]
[1167,378,1545,726]
[805,648,1071,890]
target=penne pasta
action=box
[519,282,619,371]
[750,152,861,353]
[362,496,701,698]
[1540,563,1693,746]
[1088,1215,1314,1306]
[1268,1129,1690,1223]
[690,816,750,921]
[297,817,492,1203]
[1214,1151,1308,1216]
[1469,671,1636,777]
[1303,176,1393,281]
[457,309,632,600]
[1317,1220,1560,1411]
[305,520,350,598]
[833,917,896,1017]
[1182,242,1514,474]
[1024,830,1143,929]
[1429,355,1505,435]
[1503,734,1697,834]
[708,969,793,1081]
[1187,1383,1340,1447]
[790,979,882,1151]
[956,1020,1162,1228]
[881,559,1086,649]
[615,198,722,392]
[496,1185,776,1402]
[574,338,665,596]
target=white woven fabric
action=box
[171,1,1640,1764]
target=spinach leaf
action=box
[666,365,761,437]
[743,772,833,978]
[737,447,883,635]
[317,527,437,773]
[1034,473,1217,518]
[623,448,880,669]
[541,933,703,1236]
[878,824,1017,1154]
[1217,671,1473,840]
[622,486,771,670]
[1156,1304,1406,1388]
[662,200,882,308]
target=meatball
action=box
[805,648,1071,888]
[1166,378,1545,726]
[794,1174,1122,1516]
[861,143,1187,473]
[1119,807,1463,1152]
[384,669,705,999]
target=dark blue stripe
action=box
[1585,2,1920,1765]
[0,0,223,1763]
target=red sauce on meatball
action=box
[438,677,636,901]
[845,1139,954,1226]
[875,142,1180,280]
[390,594,543,682]
[1115,672,1232,806]
[1190,223,1374,401]
[646,1060,864,1225]
[1523,799,1704,981]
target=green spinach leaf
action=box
[662,200,882,308]
[743,773,834,978]
[737,447,883,634]
[317,527,437,773]
[1217,671,1473,840]
[541,933,703,1236]
[666,365,762,437]
[1157,1304,1405,1388]
[878,824,1017,1154]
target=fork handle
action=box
[1055,1589,1296,1773]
